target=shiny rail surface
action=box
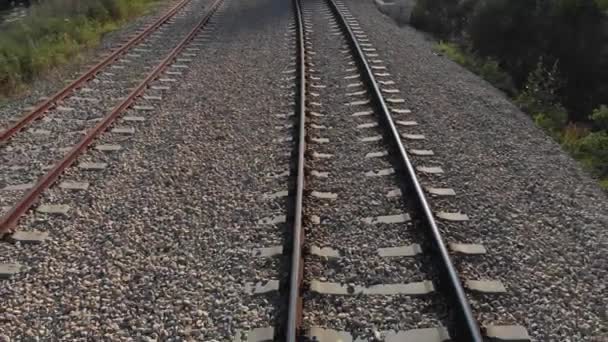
[286,0,307,338]
[285,0,484,340]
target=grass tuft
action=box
[0,0,159,97]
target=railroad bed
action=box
[0,0,605,339]
[271,0,526,340]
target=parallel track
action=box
[285,0,483,340]
[0,0,223,233]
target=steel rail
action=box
[0,0,223,233]
[324,0,483,340]
[286,0,307,339]
[0,0,193,143]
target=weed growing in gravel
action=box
[0,0,158,97]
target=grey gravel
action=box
[341,0,608,340]
[0,0,295,339]
[300,0,445,338]
[0,0,604,340]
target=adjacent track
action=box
[0,0,191,142]
[285,0,483,340]
[0,0,223,233]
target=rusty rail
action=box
[0,0,223,233]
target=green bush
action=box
[515,58,569,135]
[436,41,469,66]
[572,131,608,176]
[516,58,562,113]
[590,105,608,130]
[561,110,608,186]
[533,108,568,136]
[562,123,590,149]
[0,0,158,96]
[477,58,515,94]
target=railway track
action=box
[0,0,224,233]
[0,0,534,339]
[275,0,532,340]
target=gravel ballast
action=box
[338,0,608,340]
[0,0,605,339]
[0,0,295,338]
[300,0,448,338]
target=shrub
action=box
[516,58,562,114]
[590,105,608,130]
[466,0,607,118]
[576,131,608,176]
[477,58,514,94]
[514,58,571,136]
[533,107,568,136]
[468,0,543,86]
[436,41,469,66]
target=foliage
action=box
[468,0,544,87]
[568,131,608,177]
[515,58,562,113]
[533,110,567,137]
[436,41,466,64]
[416,0,608,122]
[416,0,608,190]
[545,0,606,119]
[590,105,608,130]
[516,58,568,133]
[0,0,157,96]
[596,0,608,10]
